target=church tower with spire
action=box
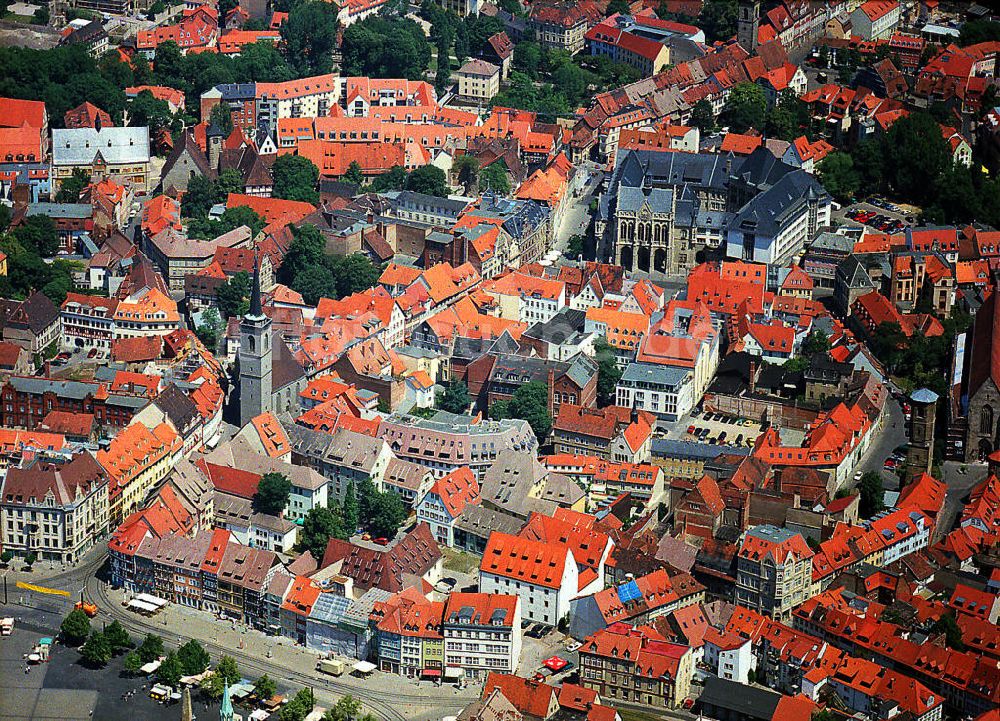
[220,680,235,721]
[238,254,272,426]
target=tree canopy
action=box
[882,111,951,206]
[358,478,407,540]
[818,152,859,204]
[253,472,292,516]
[722,83,767,134]
[479,163,511,195]
[300,505,348,559]
[202,656,241,699]
[60,609,91,646]
[281,1,340,76]
[80,631,113,667]
[177,639,211,675]
[157,652,184,687]
[858,471,885,518]
[404,165,449,197]
[279,688,316,721]
[437,380,471,414]
[138,633,165,663]
[341,16,431,79]
[217,271,252,319]
[491,380,552,442]
[594,337,622,408]
[271,154,320,204]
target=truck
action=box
[1,617,13,636]
[316,658,345,676]
[74,601,98,618]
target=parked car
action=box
[687,425,696,435]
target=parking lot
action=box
[518,624,579,685]
[835,197,920,235]
[659,409,776,449]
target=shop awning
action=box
[443,667,465,679]
[353,661,376,674]
[543,656,568,672]
[421,669,441,677]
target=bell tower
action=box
[738,0,760,54]
[238,254,272,426]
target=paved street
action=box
[84,574,476,721]
[856,397,908,491]
[553,162,603,259]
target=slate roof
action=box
[728,169,828,239]
[52,127,150,166]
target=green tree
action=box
[128,90,174,138]
[104,620,132,652]
[281,1,340,76]
[341,16,432,79]
[883,111,951,205]
[80,631,113,667]
[138,633,164,663]
[253,472,292,516]
[858,471,885,518]
[209,104,233,137]
[690,99,716,134]
[594,337,622,408]
[202,655,241,699]
[818,152,860,203]
[850,139,884,193]
[452,155,479,190]
[343,160,365,186]
[157,651,184,687]
[23,551,37,567]
[280,688,316,721]
[342,479,360,534]
[123,651,144,675]
[0,549,13,565]
[959,19,1000,47]
[479,163,511,195]
[802,330,831,356]
[699,0,737,43]
[513,41,542,78]
[271,154,320,203]
[293,265,337,305]
[492,380,551,442]
[60,609,91,646]
[55,168,91,203]
[369,166,409,192]
[606,0,630,14]
[437,380,471,414]
[216,270,251,319]
[13,215,60,257]
[722,82,766,133]
[216,168,246,201]
[931,612,966,650]
[177,639,211,675]
[566,234,585,260]
[281,224,327,286]
[368,488,407,539]
[404,164,448,197]
[254,674,278,701]
[181,174,219,219]
[300,505,347,558]
[329,253,381,298]
[196,307,223,350]
[324,695,376,721]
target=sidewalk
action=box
[104,586,479,705]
